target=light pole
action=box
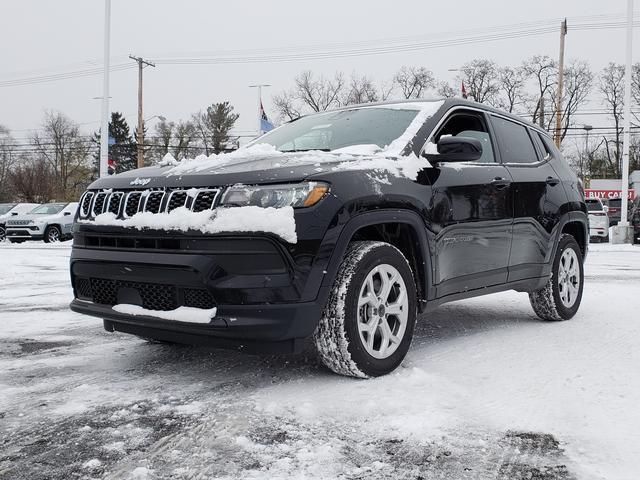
[99,0,111,178]
[612,0,634,243]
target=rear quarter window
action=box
[490,116,539,164]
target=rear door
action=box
[426,109,513,297]
[489,116,565,281]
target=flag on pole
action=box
[260,101,274,133]
[461,81,468,99]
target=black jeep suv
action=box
[70,99,588,378]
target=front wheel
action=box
[313,241,418,378]
[44,225,61,243]
[529,234,584,321]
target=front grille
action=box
[92,192,108,216]
[167,191,188,212]
[184,288,216,309]
[75,277,93,299]
[144,192,165,213]
[75,276,217,313]
[124,192,142,217]
[80,192,94,216]
[78,187,221,220]
[107,192,123,215]
[90,278,178,311]
[192,190,218,212]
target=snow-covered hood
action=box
[88,145,431,191]
[7,212,68,224]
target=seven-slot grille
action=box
[78,187,221,220]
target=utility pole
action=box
[129,55,155,169]
[554,19,568,148]
[554,19,567,147]
[249,84,270,136]
[99,0,111,178]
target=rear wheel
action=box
[44,225,61,243]
[529,234,584,321]
[313,241,417,378]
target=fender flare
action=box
[317,209,434,305]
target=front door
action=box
[426,110,513,298]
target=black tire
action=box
[313,241,418,378]
[44,225,61,243]
[0,226,5,241]
[529,234,584,321]
[603,235,609,243]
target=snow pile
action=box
[161,101,444,180]
[83,205,297,243]
[112,304,217,324]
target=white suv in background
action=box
[585,198,610,243]
[5,202,79,243]
[0,203,40,241]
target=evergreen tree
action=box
[93,112,137,175]
[193,102,239,154]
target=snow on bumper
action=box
[79,205,297,243]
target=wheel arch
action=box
[322,210,433,310]
[560,214,589,260]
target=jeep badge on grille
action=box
[130,177,151,186]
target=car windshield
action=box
[255,106,420,153]
[30,203,66,215]
[585,200,603,211]
[0,204,16,215]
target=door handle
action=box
[546,176,560,186]
[490,177,511,189]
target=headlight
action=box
[221,182,329,208]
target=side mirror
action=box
[602,205,609,213]
[422,136,483,163]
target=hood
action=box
[8,212,65,223]
[88,151,357,190]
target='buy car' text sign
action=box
[584,189,637,200]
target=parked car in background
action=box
[604,198,622,226]
[631,197,640,244]
[69,98,588,378]
[585,198,610,242]
[0,203,40,240]
[5,202,79,243]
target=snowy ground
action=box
[0,241,638,480]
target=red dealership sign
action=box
[584,189,636,200]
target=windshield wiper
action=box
[279,148,331,153]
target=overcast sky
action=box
[0,0,638,141]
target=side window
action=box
[491,116,539,164]
[431,112,496,163]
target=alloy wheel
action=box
[558,248,580,308]
[357,264,409,359]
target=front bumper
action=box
[69,229,331,347]
[5,227,44,240]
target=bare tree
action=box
[599,62,626,177]
[436,81,456,98]
[393,66,435,99]
[172,121,196,159]
[32,111,92,200]
[343,74,379,105]
[9,156,57,203]
[272,91,302,121]
[547,59,593,141]
[522,55,557,125]
[496,66,530,113]
[0,125,17,202]
[458,59,499,105]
